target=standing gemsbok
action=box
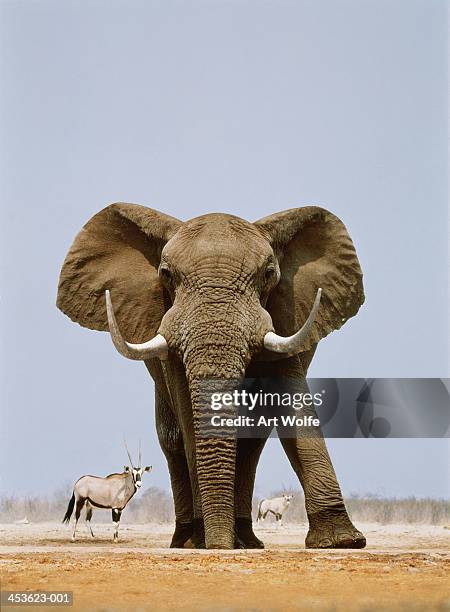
[62,441,151,541]
[256,494,293,526]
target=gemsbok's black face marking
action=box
[130,466,152,489]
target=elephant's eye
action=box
[265,266,275,280]
[159,264,173,287]
[264,264,278,284]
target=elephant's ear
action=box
[254,207,364,352]
[57,203,182,343]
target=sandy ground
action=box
[0,522,449,611]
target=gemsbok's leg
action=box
[72,497,85,541]
[85,504,94,537]
[112,509,122,541]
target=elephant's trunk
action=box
[188,377,237,548]
[182,328,250,549]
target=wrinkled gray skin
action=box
[57,204,366,549]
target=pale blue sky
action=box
[0,0,448,499]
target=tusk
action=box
[105,290,168,361]
[263,288,322,356]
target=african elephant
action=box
[57,204,366,550]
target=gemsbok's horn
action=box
[123,438,134,469]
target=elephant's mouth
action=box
[104,287,322,363]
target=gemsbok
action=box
[256,494,293,526]
[62,441,151,541]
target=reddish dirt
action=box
[1,523,449,611]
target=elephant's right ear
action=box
[56,203,182,343]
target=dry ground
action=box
[0,522,449,611]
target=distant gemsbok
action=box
[63,441,151,541]
[256,494,293,526]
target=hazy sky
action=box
[1,0,448,500]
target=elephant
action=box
[57,203,366,550]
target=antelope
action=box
[256,494,293,526]
[62,441,151,541]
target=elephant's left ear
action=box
[254,207,364,351]
[57,203,182,343]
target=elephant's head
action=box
[57,204,364,547]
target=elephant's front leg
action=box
[278,424,366,549]
[155,389,195,548]
[234,437,267,548]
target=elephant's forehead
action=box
[165,213,272,264]
[184,213,260,237]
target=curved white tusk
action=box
[105,290,169,361]
[263,288,322,356]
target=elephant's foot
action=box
[235,517,264,549]
[191,518,206,549]
[188,518,260,549]
[170,520,194,548]
[305,504,366,549]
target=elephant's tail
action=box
[62,493,75,524]
[256,499,264,522]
